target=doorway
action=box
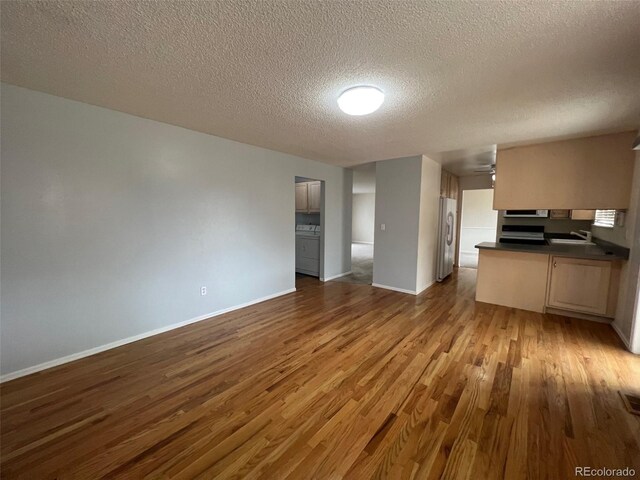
[335,163,375,285]
[295,177,324,285]
[458,188,497,268]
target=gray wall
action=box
[373,155,440,293]
[0,84,352,376]
[352,193,375,243]
[373,156,423,292]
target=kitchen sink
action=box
[548,238,596,246]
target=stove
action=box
[499,225,545,245]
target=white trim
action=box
[544,307,613,324]
[415,280,436,295]
[0,287,296,383]
[372,283,418,295]
[321,271,352,282]
[372,280,436,296]
[352,241,374,245]
[611,321,638,353]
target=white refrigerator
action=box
[436,197,457,281]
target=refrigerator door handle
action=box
[446,212,454,246]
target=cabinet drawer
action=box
[547,257,611,315]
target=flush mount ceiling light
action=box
[337,86,385,116]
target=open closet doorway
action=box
[295,177,324,285]
[335,163,375,285]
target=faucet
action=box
[571,230,592,242]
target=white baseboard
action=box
[611,321,637,353]
[322,271,352,282]
[372,280,436,296]
[0,287,297,383]
[415,280,436,295]
[372,283,418,295]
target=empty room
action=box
[1,1,640,478]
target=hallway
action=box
[333,242,373,285]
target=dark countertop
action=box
[475,238,629,261]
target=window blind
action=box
[593,209,616,228]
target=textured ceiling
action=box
[2,0,640,167]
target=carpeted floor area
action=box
[332,242,373,285]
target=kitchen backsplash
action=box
[496,213,592,240]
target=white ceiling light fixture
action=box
[337,86,385,116]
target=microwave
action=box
[503,209,549,218]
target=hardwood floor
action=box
[2,268,639,479]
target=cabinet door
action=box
[547,257,611,315]
[448,174,459,200]
[308,182,321,212]
[440,170,450,198]
[493,131,635,210]
[295,183,308,212]
[571,210,596,220]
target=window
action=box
[593,209,616,228]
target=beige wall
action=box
[613,147,640,353]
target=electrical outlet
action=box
[381,223,386,231]
[200,286,207,296]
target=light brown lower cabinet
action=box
[476,249,621,319]
[476,250,549,313]
[546,256,618,316]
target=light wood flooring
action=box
[1,268,639,479]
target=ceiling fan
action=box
[474,163,495,174]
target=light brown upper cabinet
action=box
[296,181,321,213]
[295,183,309,212]
[493,131,636,210]
[440,170,459,199]
[449,174,459,200]
[308,181,321,213]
